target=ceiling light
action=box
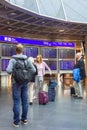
[8,28,12,31]
[42,21,45,24]
[10,12,16,16]
[59,30,64,32]
[7,21,10,24]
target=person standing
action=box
[34,54,51,98]
[73,52,86,99]
[6,44,36,127]
[28,57,38,105]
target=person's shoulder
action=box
[12,54,27,59]
[43,61,46,64]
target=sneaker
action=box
[13,122,19,128]
[77,96,83,99]
[21,120,28,125]
[29,102,33,105]
[73,94,78,97]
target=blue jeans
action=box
[12,83,28,124]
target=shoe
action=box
[21,120,28,125]
[29,102,33,105]
[73,95,78,97]
[71,94,77,97]
[13,122,19,128]
[77,96,83,99]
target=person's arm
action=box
[6,59,15,74]
[34,64,38,75]
[78,59,85,71]
[43,62,52,74]
[28,60,36,74]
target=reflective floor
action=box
[0,84,87,130]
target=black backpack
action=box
[12,58,32,84]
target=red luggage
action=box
[38,91,49,105]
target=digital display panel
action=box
[42,48,57,58]
[2,44,16,56]
[44,60,57,70]
[2,59,10,71]
[23,47,38,58]
[59,49,75,59]
[60,60,75,70]
[0,35,75,47]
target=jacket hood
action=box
[12,54,27,59]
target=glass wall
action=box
[5,0,87,22]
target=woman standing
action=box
[34,55,51,98]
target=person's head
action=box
[36,55,43,63]
[76,52,82,60]
[16,44,24,54]
[28,57,34,63]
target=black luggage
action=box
[70,86,75,96]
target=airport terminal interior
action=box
[0,0,87,129]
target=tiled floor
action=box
[0,85,87,130]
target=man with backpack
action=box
[6,44,36,127]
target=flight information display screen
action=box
[60,60,75,70]
[2,59,10,71]
[2,44,16,56]
[59,49,75,59]
[23,47,38,58]
[44,60,57,70]
[42,48,57,58]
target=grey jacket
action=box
[6,53,36,84]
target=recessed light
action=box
[8,28,12,31]
[10,12,16,15]
[7,21,10,24]
[59,30,64,32]
[42,21,45,24]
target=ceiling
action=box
[0,0,87,41]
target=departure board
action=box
[60,60,74,70]
[59,49,75,59]
[23,47,38,58]
[44,61,57,70]
[42,48,57,58]
[2,59,10,71]
[2,44,16,56]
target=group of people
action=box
[6,44,86,128]
[6,44,51,127]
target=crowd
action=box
[6,44,86,128]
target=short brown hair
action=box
[16,44,23,54]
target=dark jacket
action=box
[30,64,38,82]
[74,57,86,80]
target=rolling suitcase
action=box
[38,91,49,105]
